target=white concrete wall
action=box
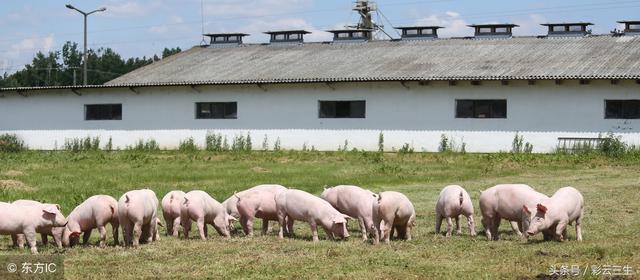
[1,80,639,152]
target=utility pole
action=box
[65,4,106,86]
[351,0,384,41]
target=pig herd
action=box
[0,183,584,254]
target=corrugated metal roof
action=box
[2,35,639,92]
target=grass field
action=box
[0,150,638,279]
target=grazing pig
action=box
[377,191,416,243]
[0,202,67,254]
[435,185,476,237]
[180,190,235,240]
[222,184,287,231]
[276,189,351,242]
[161,191,186,237]
[526,187,584,241]
[236,185,286,236]
[12,200,65,249]
[118,189,159,247]
[62,195,119,247]
[479,184,549,241]
[320,185,380,244]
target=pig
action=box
[0,202,67,254]
[62,195,119,248]
[525,187,584,242]
[222,184,286,231]
[11,200,65,249]
[118,189,159,247]
[435,185,476,237]
[479,184,549,241]
[377,191,416,243]
[180,190,235,240]
[235,185,287,237]
[320,185,380,244]
[276,189,351,242]
[161,190,186,237]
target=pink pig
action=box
[11,200,65,249]
[525,187,584,242]
[118,189,159,247]
[222,184,287,232]
[63,195,119,247]
[276,189,351,242]
[377,191,416,243]
[235,185,286,237]
[435,185,476,237]
[180,190,235,240]
[0,202,67,254]
[479,184,549,241]
[161,191,186,237]
[321,185,380,244]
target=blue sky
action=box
[1,0,639,73]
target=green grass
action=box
[0,151,639,279]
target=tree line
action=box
[0,41,181,88]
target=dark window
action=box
[456,100,507,119]
[196,102,237,119]
[605,100,640,119]
[319,101,365,118]
[85,104,122,120]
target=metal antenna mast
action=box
[350,0,392,40]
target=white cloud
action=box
[415,11,471,37]
[104,1,157,18]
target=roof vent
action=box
[327,29,372,43]
[203,33,248,47]
[469,24,518,38]
[264,30,310,44]
[618,21,640,36]
[395,26,442,40]
[541,23,593,37]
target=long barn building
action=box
[1,22,640,152]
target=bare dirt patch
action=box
[0,180,33,191]
[251,166,271,173]
[2,170,25,177]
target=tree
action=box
[162,47,181,59]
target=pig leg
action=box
[358,218,367,241]
[122,222,132,246]
[41,233,49,246]
[52,233,62,249]
[261,219,269,235]
[172,217,181,237]
[364,218,379,245]
[404,223,412,241]
[97,226,107,248]
[83,230,92,245]
[111,221,120,245]
[381,220,392,244]
[240,216,250,236]
[163,214,173,236]
[575,211,583,241]
[481,217,492,240]
[510,221,523,236]
[182,218,191,240]
[151,219,159,242]
[435,213,443,235]
[25,230,38,254]
[245,217,255,237]
[455,216,462,235]
[310,221,319,242]
[445,217,453,237]
[286,216,295,237]
[203,223,209,238]
[132,222,142,247]
[196,218,207,240]
[555,220,567,242]
[12,234,24,248]
[467,215,476,237]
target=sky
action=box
[1,0,639,74]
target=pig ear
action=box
[343,214,353,221]
[536,203,548,214]
[70,231,81,238]
[42,205,58,214]
[522,205,531,214]
[55,204,61,210]
[332,215,346,224]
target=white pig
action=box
[435,185,476,237]
[377,191,416,243]
[236,185,286,237]
[525,187,584,241]
[479,184,549,241]
[222,184,286,231]
[11,200,65,249]
[0,202,67,254]
[320,185,380,244]
[118,189,159,247]
[161,190,186,237]
[62,195,119,247]
[276,189,351,242]
[180,190,235,240]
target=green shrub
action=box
[598,132,626,158]
[511,133,533,154]
[126,139,160,152]
[398,143,414,154]
[0,134,26,152]
[378,132,384,153]
[64,136,100,153]
[179,137,198,152]
[206,132,223,152]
